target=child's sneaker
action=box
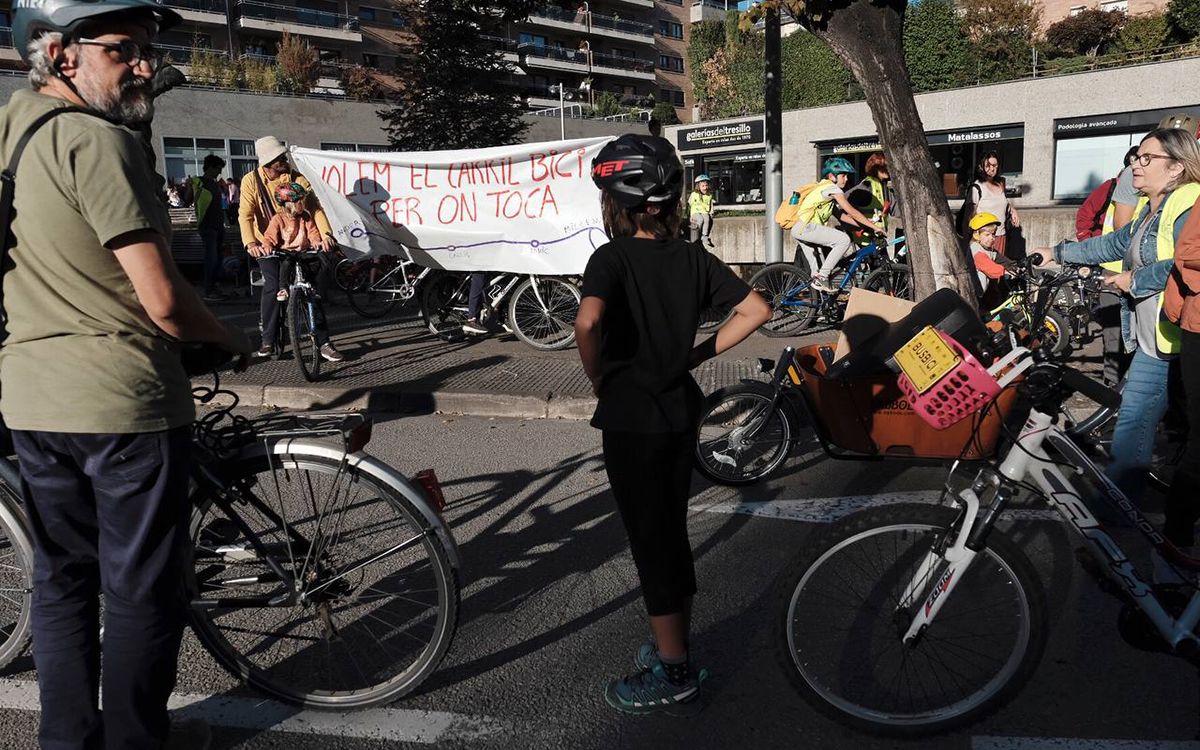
[276,289,289,302]
[633,639,658,671]
[810,274,834,293]
[604,661,707,715]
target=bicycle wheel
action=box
[288,289,321,382]
[863,263,913,301]
[779,503,1046,736]
[1039,307,1071,358]
[187,452,459,709]
[694,385,792,485]
[0,486,32,670]
[507,277,580,351]
[334,256,369,293]
[345,259,404,319]
[419,272,468,342]
[750,263,818,337]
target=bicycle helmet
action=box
[13,0,182,63]
[1158,112,1200,137]
[822,157,856,177]
[591,134,683,209]
[275,182,308,204]
[694,174,711,184]
[969,212,1002,231]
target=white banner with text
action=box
[289,136,614,275]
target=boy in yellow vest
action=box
[792,157,883,292]
[687,174,715,250]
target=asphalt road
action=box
[2,412,1197,749]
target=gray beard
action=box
[75,75,154,124]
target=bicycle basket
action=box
[894,327,1018,430]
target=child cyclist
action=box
[791,157,884,292]
[575,134,771,713]
[968,212,1018,307]
[687,174,716,249]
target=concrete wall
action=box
[665,56,1200,208]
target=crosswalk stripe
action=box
[0,678,503,743]
[695,492,1062,524]
[974,737,1200,749]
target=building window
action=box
[163,137,258,184]
[657,20,684,39]
[321,142,391,153]
[659,88,685,107]
[658,55,684,72]
[358,6,376,21]
[391,11,408,26]
[519,32,548,48]
[1100,0,1127,11]
[1053,132,1144,199]
[695,156,765,205]
[1068,5,1085,15]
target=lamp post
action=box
[550,82,566,139]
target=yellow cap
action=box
[969,212,1002,231]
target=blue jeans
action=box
[1106,349,1172,505]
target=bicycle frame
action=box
[901,405,1200,654]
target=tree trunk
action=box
[802,1,975,301]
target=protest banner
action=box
[289,136,615,275]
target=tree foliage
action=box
[592,91,624,117]
[903,0,972,92]
[380,1,541,149]
[1118,12,1170,51]
[276,32,320,94]
[652,101,681,125]
[779,29,852,107]
[958,0,1040,83]
[686,12,767,119]
[1168,0,1200,40]
[1045,9,1124,56]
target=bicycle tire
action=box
[1040,307,1071,359]
[0,482,32,670]
[344,258,403,319]
[419,271,468,342]
[334,256,369,293]
[750,262,818,337]
[187,452,459,709]
[289,288,321,382]
[778,503,1046,736]
[694,385,793,485]
[507,277,580,351]
[863,264,913,301]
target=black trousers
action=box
[13,427,192,750]
[1165,328,1200,546]
[258,254,331,346]
[198,224,224,294]
[602,430,697,616]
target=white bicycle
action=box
[778,314,1200,736]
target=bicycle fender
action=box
[236,439,463,573]
[728,380,808,432]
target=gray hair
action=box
[27,32,62,90]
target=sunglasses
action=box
[75,38,164,70]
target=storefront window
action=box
[164,137,258,183]
[1053,133,1143,200]
[691,154,765,205]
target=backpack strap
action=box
[0,105,91,322]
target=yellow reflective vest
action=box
[1146,183,1200,354]
[1099,201,1123,272]
[798,179,837,226]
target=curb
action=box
[205,380,599,420]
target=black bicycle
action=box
[266,250,328,382]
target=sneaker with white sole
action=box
[319,343,345,362]
[604,661,707,714]
[462,318,488,335]
[810,275,835,293]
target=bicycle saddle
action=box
[826,289,988,380]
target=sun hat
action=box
[254,136,288,167]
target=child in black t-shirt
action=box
[576,134,770,713]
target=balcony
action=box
[609,0,654,8]
[236,1,363,42]
[162,0,228,25]
[525,5,588,32]
[159,43,229,66]
[588,11,654,44]
[482,34,521,64]
[590,49,655,80]
[691,0,734,23]
[517,43,590,74]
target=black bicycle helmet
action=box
[13,0,182,63]
[591,134,683,209]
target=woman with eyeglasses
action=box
[1036,128,1200,510]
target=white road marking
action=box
[0,678,503,743]
[696,493,1062,524]
[974,738,1200,749]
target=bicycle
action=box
[419,270,582,351]
[750,236,908,337]
[263,250,334,382]
[0,357,461,708]
[774,279,1200,736]
[336,242,431,320]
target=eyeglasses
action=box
[75,38,164,70]
[1133,152,1175,167]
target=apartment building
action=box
[1040,0,1168,28]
